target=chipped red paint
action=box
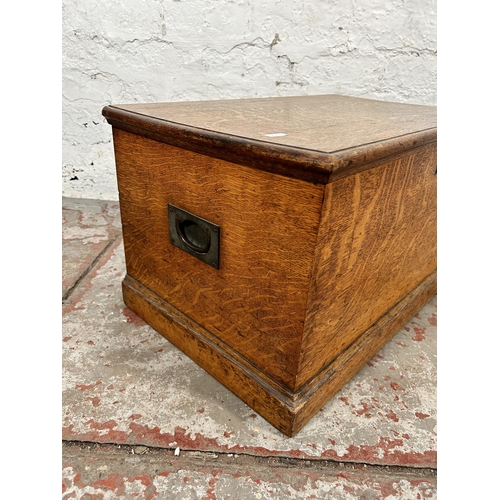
[62,243,107,291]
[354,402,374,418]
[65,457,436,497]
[201,475,219,500]
[320,437,436,467]
[428,314,437,326]
[365,478,437,500]
[87,397,101,407]
[384,410,399,422]
[415,412,430,419]
[412,324,427,342]
[91,472,125,493]
[89,473,157,500]
[76,381,102,391]
[302,470,326,483]
[63,420,128,443]
[377,478,403,498]
[122,307,148,326]
[62,238,123,316]
[65,422,298,458]
[63,422,436,467]
[341,482,356,494]
[390,382,404,391]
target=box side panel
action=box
[112,128,324,391]
[297,143,437,389]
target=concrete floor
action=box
[62,197,437,499]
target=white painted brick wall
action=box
[62,0,437,201]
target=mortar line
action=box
[62,234,120,303]
[62,439,437,475]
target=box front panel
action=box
[113,129,324,390]
[298,144,437,388]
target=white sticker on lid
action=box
[264,133,288,137]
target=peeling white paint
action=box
[62,0,436,200]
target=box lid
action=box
[103,94,436,184]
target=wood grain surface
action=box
[103,95,436,183]
[121,275,298,436]
[107,94,436,153]
[122,265,436,437]
[291,272,437,435]
[297,144,437,389]
[105,94,437,435]
[113,128,324,390]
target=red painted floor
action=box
[62,197,437,498]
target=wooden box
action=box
[102,94,437,437]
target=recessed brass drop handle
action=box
[168,204,220,269]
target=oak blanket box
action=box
[102,94,437,436]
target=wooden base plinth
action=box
[122,272,437,437]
